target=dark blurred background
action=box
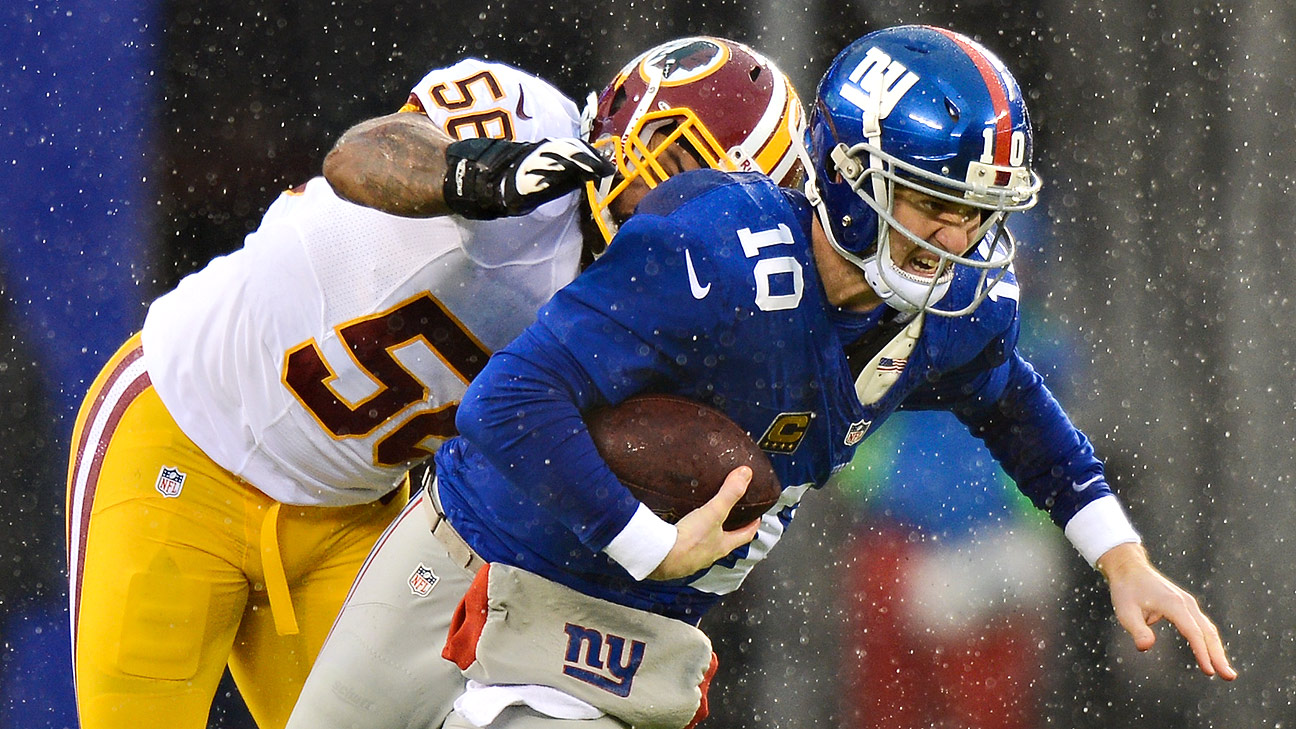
[3,0,1292,727]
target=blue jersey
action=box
[436,169,1109,622]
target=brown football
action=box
[584,393,781,530]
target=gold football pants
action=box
[66,334,407,729]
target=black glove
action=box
[443,137,613,220]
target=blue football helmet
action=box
[802,25,1041,316]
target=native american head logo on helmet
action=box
[652,39,725,82]
[584,36,805,244]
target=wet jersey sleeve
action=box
[454,209,738,555]
[902,320,1113,530]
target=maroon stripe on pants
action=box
[68,344,149,651]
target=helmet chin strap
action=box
[861,242,953,314]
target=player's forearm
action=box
[454,336,641,551]
[322,112,453,217]
[953,353,1107,521]
[957,354,1142,564]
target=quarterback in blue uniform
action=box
[454,14,1233,698]
[298,26,1234,729]
[444,23,1230,669]
[440,166,1101,619]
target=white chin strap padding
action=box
[862,247,952,313]
[860,109,888,209]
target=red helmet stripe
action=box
[929,26,1013,166]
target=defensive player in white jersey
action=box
[65,58,611,729]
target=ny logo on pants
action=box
[561,623,645,697]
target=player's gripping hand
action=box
[647,466,762,581]
[443,137,613,220]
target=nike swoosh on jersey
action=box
[1071,474,1102,492]
[685,249,711,299]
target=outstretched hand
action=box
[444,137,613,220]
[1097,542,1238,680]
[647,466,762,581]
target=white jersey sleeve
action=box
[409,58,584,266]
[141,60,584,506]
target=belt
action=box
[423,475,487,574]
[260,502,299,636]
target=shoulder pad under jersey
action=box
[943,250,1020,335]
[636,168,746,218]
[405,58,580,143]
[637,168,804,223]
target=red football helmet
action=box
[584,36,805,243]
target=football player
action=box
[283,37,806,729]
[287,24,1234,729]
[67,36,800,729]
[64,57,605,729]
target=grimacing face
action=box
[886,186,982,280]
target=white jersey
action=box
[141,59,584,506]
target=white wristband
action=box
[602,503,678,580]
[1064,494,1142,567]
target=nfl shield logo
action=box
[155,466,186,498]
[408,563,439,597]
[843,419,870,447]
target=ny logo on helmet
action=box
[839,46,920,120]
